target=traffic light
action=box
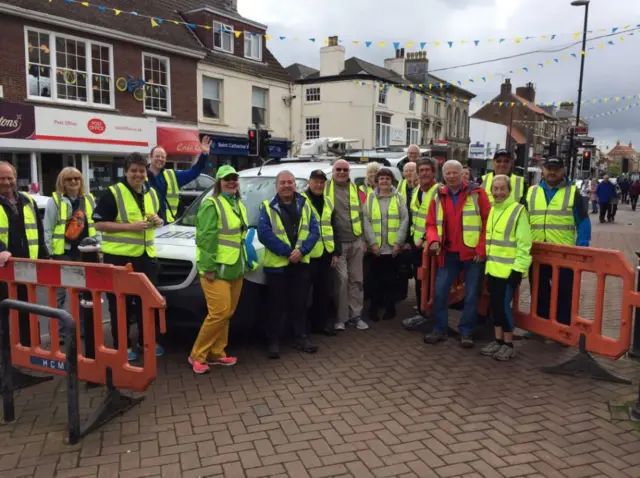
[259,129,272,158]
[248,129,258,156]
[582,150,592,171]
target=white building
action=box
[287,37,475,162]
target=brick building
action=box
[605,141,638,174]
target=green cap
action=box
[216,165,238,179]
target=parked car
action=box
[177,174,215,218]
[29,194,49,219]
[154,159,401,333]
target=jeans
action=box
[433,252,484,336]
[591,200,598,213]
[266,263,311,344]
[532,264,574,325]
[631,195,638,211]
[599,203,611,223]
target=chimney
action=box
[384,48,406,78]
[405,51,429,85]
[500,78,512,97]
[222,0,238,11]
[630,142,633,148]
[515,82,536,103]
[320,35,345,76]
[560,102,575,114]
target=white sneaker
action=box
[354,318,369,330]
[334,322,346,331]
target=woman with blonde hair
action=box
[44,168,98,342]
[359,162,381,199]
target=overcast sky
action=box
[240,0,640,151]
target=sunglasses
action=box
[335,168,349,173]
[65,177,82,183]
[222,175,239,181]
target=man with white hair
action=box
[397,144,421,174]
[424,160,491,348]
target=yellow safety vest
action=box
[367,193,401,247]
[51,192,97,255]
[397,180,409,200]
[304,192,335,259]
[526,184,576,245]
[409,183,438,243]
[359,184,374,197]
[163,169,180,223]
[433,187,482,248]
[261,199,313,267]
[196,195,249,267]
[485,202,526,278]
[101,183,160,258]
[482,173,524,205]
[0,192,39,259]
[325,180,362,236]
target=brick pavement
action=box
[1,209,640,478]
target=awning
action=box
[156,126,201,155]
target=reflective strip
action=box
[487,239,516,247]
[462,226,482,232]
[52,234,66,240]
[150,188,159,212]
[86,194,96,209]
[529,185,572,216]
[513,176,522,201]
[531,224,575,231]
[102,236,151,246]
[267,207,286,236]
[462,211,477,217]
[487,203,523,248]
[24,224,38,230]
[27,239,39,246]
[0,227,8,234]
[218,238,242,249]
[111,185,129,223]
[487,255,515,264]
[164,170,180,199]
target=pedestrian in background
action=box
[596,175,615,223]
[619,176,630,204]
[363,168,409,321]
[481,175,532,361]
[609,181,621,222]
[579,178,590,211]
[589,177,598,214]
[258,171,320,358]
[630,179,640,211]
[189,166,257,374]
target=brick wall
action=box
[0,14,198,124]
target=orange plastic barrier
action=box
[0,258,166,392]
[418,247,466,316]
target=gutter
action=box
[0,2,206,59]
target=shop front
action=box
[207,133,291,172]
[0,101,37,192]
[156,124,202,171]
[0,103,156,195]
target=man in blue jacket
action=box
[258,170,320,359]
[596,175,616,224]
[525,157,591,326]
[146,136,211,223]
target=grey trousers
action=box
[334,238,364,323]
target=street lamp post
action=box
[569,0,590,179]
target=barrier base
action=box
[80,387,144,437]
[541,335,631,384]
[12,368,53,390]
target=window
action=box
[409,92,415,112]
[435,102,441,116]
[375,114,391,147]
[214,22,234,53]
[462,110,468,138]
[202,76,222,120]
[25,28,114,107]
[243,31,262,61]
[422,97,429,114]
[252,86,268,125]
[305,117,320,139]
[142,53,170,115]
[454,108,460,138]
[406,120,420,145]
[305,87,320,103]
[378,85,387,105]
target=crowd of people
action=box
[580,174,640,222]
[0,138,614,375]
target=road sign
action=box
[570,126,589,135]
[576,136,594,145]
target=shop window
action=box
[202,76,222,120]
[25,27,114,107]
[142,53,171,115]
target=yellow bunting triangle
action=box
[379,41,385,47]
[171,20,179,25]
[541,35,548,39]
[234,31,241,38]
[434,41,440,47]
[204,25,211,30]
[574,32,581,39]
[580,50,585,55]
[150,18,159,28]
[265,34,271,40]
[407,42,414,49]
[514,38,521,43]
[598,43,604,49]
[81,1,89,6]
[488,39,494,42]
[353,41,359,46]
[114,9,121,15]
[499,102,503,107]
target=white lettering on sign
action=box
[176,142,198,153]
[87,118,106,135]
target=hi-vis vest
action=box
[0,192,39,259]
[486,202,526,279]
[433,187,482,248]
[482,173,524,205]
[51,192,97,255]
[410,183,438,243]
[196,196,249,268]
[101,183,160,258]
[261,199,313,267]
[163,169,180,223]
[397,180,409,201]
[304,192,335,259]
[367,193,401,247]
[359,184,374,197]
[325,180,362,236]
[526,184,576,245]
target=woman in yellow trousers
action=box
[189,165,256,374]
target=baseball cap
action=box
[309,169,327,180]
[216,165,238,179]
[494,149,512,159]
[543,157,564,168]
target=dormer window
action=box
[244,32,262,61]
[214,22,234,53]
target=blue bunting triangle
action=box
[365,41,372,48]
[447,41,453,47]
[474,40,480,46]
[309,38,315,42]
[393,42,400,50]
[420,42,427,50]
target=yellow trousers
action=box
[190,276,243,363]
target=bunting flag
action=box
[45,0,640,48]
[584,102,640,120]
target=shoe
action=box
[402,314,431,332]
[461,336,474,349]
[267,343,280,359]
[413,306,420,313]
[295,336,318,354]
[322,326,337,336]
[348,318,369,330]
[155,344,165,357]
[334,322,346,332]
[382,306,396,321]
[208,356,237,366]
[423,331,447,344]
[127,348,137,361]
[188,357,210,374]
[480,341,502,356]
[494,344,516,361]
[368,308,380,322]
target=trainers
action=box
[127,348,137,361]
[423,331,447,344]
[494,344,516,361]
[334,322,346,331]
[208,356,237,366]
[402,314,430,332]
[461,336,475,349]
[188,357,210,374]
[156,344,165,357]
[480,341,502,356]
[295,336,318,354]
[349,318,369,330]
